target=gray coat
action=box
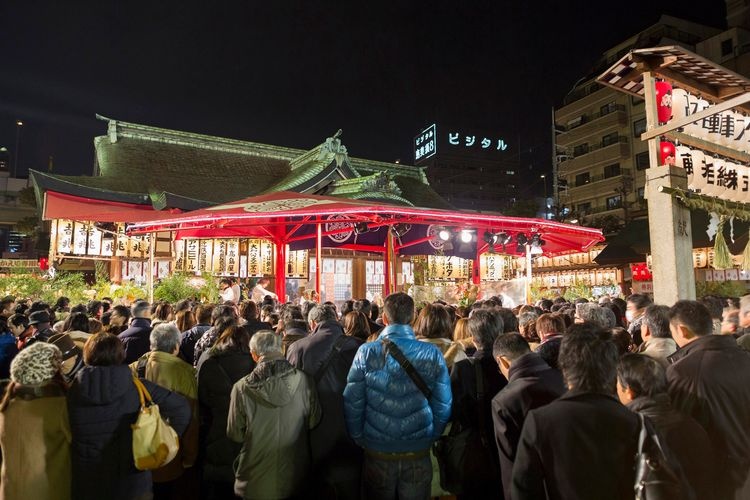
[227,353,321,499]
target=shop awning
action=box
[43,191,184,223]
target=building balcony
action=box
[559,137,630,175]
[569,168,632,189]
[556,105,628,147]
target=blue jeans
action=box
[363,453,432,500]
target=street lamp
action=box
[540,174,548,219]
[14,121,23,178]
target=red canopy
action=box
[129,191,603,255]
[43,191,183,223]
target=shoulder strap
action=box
[137,354,148,379]
[382,338,432,400]
[313,335,349,383]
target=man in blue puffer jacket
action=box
[344,292,452,499]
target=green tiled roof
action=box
[33,116,452,212]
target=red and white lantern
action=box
[659,140,676,166]
[655,81,673,123]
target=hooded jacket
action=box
[227,353,321,500]
[343,323,452,453]
[67,364,190,500]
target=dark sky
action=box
[0,0,728,188]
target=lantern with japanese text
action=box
[659,140,675,166]
[702,157,725,197]
[685,148,707,193]
[670,89,703,138]
[737,164,750,203]
[675,145,697,188]
[655,81,673,123]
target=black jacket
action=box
[197,346,255,483]
[449,348,508,498]
[179,323,211,365]
[666,334,750,499]
[281,327,308,356]
[286,320,363,483]
[491,352,566,500]
[67,364,190,500]
[512,391,639,500]
[118,318,152,365]
[627,394,714,500]
[535,335,562,371]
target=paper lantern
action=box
[671,89,701,137]
[723,162,742,203]
[718,111,738,149]
[693,97,712,141]
[687,148,707,193]
[736,164,750,203]
[655,81,673,123]
[675,145,698,189]
[702,157,725,197]
[735,114,750,153]
[659,141,676,166]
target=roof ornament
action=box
[361,172,402,197]
[317,129,349,167]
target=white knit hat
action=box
[10,343,62,385]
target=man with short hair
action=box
[118,300,152,364]
[637,304,677,366]
[721,308,741,337]
[575,303,614,329]
[228,330,320,499]
[179,304,214,364]
[667,300,750,499]
[534,313,565,371]
[287,304,363,498]
[354,298,382,336]
[512,328,639,500]
[130,323,199,492]
[344,292,451,499]
[626,293,652,344]
[492,333,565,500]
[87,300,104,320]
[219,278,237,304]
[698,295,724,335]
[279,307,308,356]
[617,354,713,500]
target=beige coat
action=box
[0,387,71,500]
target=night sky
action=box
[0,1,727,195]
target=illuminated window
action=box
[320,258,352,309]
[575,172,590,186]
[365,260,385,301]
[606,195,622,210]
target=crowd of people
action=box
[0,288,749,500]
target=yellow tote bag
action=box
[131,376,180,471]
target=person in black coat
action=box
[512,324,639,500]
[287,304,363,500]
[179,304,213,364]
[354,299,382,336]
[197,324,255,500]
[666,300,750,500]
[491,333,566,500]
[449,309,507,499]
[617,353,713,500]
[67,333,190,500]
[118,301,153,364]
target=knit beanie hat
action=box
[10,342,62,385]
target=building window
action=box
[573,143,589,156]
[577,202,592,213]
[365,260,384,300]
[575,172,591,186]
[506,170,515,175]
[604,163,621,178]
[602,132,619,147]
[606,195,622,210]
[633,118,647,136]
[320,258,352,309]
[722,38,734,57]
[635,151,650,170]
[600,102,617,116]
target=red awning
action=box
[43,191,183,223]
[129,191,603,255]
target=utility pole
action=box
[13,121,23,178]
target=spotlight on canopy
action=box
[460,230,473,243]
[438,228,452,241]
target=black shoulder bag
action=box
[635,413,683,500]
[433,360,489,494]
[313,335,350,383]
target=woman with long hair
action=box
[197,320,255,500]
[414,303,467,369]
[343,311,370,342]
[175,309,196,333]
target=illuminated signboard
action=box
[448,131,508,151]
[414,123,437,162]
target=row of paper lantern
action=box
[656,82,747,152]
[670,144,749,203]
